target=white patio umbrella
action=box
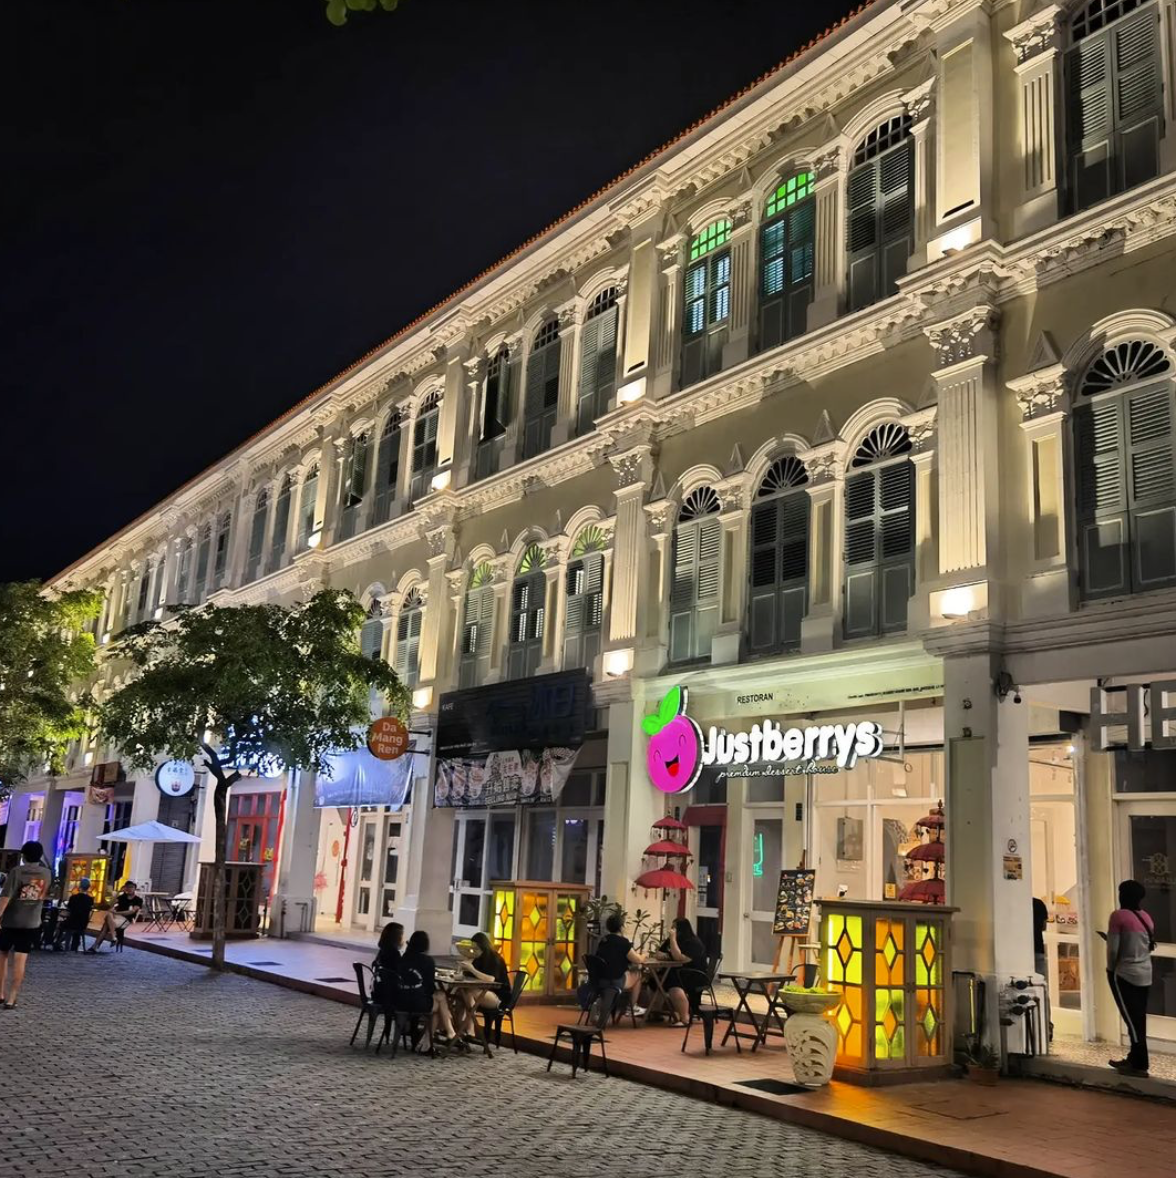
[98,820,201,844]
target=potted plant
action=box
[965,1043,1001,1085]
[582,895,623,953]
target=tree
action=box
[97,589,407,968]
[0,581,102,797]
[324,0,402,26]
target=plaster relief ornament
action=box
[643,686,704,795]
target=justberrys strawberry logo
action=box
[643,685,703,794]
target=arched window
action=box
[459,562,496,689]
[747,457,809,655]
[338,430,371,541]
[195,523,212,600]
[359,600,385,661]
[1074,338,1176,598]
[374,410,402,524]
[565,525,607,669]
[213,511,232,589]
[1067,0,1161,212]
[410,392,441,502]
[271,475,292,569]
[577,288,619,436]
[298,463,320,549]
[395,587,424,688]
[759,172,815,351]
[682,218,732,388]
[844,423,915,638]
[847,116,914,312]
[476,349,511,481]
[670,487,722,663]
[523,318,561,460]
[245,489,268,583]
[508,543,547,679]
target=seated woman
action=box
[373,921,404,1008]
[393,930,456,1048]
[663,917,708,1025]
[595,911,646,1017]
[453,931,511,1039]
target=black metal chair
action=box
[548,986,616,1078]
[680,960,740,1056]
[481,969,527,1053]
[350,962,387,1049]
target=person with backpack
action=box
[0,841,52,1009]
[393,930,456,1048]
[1107,878,1156,1077]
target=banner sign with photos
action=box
[434,747,578,808]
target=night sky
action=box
[2,0,848,584]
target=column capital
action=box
[1009,363,1072,423]
[800,443,842,487]
[904,405,939,454]
[729,197,755,231]
[1004,5,1064,71]
[903,78,935,128]
[656,232,687,269]
[609,444,656,491]
[813,144,846,184]
[923,305,1000,369]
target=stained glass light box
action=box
[490,879,590,1003]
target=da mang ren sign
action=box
[643,686,886,795]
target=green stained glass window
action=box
[765,171,814,218]
[689,218,731,261]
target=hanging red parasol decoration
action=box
[643,839,693,858]
[652,816,688,831]
[906,841,945,862]
[635,866,695,891]
[899,877,945,903]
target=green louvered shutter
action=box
[1068,29,1115,210]
[395,604,422,688]
[759,198,815,352]
[270,480,291,569]
[1075,397,1130,597]
[523,337,561,460]
[507,571,546,678]
[564,552,604,670]
[846,160,879,313]
[844,471,878,637]
[360,615,383,661]
[577,306,618,435]
[747,492,809,654]
[878,141,914,297]
[374,417,401,524]
[669,516,721,662]
[878,461,915,632]
[245,492,267,583]
[1125,383,1176,590]
[460,585,495,689]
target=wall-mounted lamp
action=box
[430,468,452,493]
[603,648,633,678]
[412,685,433,710]
[307,529,323,549]
[939,585,976,619]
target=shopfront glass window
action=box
[561,817,589,883]
[461,818,485,889]
[526,812,556,881]
[1150,956,1176,1020]
[489,815,515,882]
[751,818,784,964]
[1114,749,1176,792]
[747,775,786,804]
[1129,813,1176,943]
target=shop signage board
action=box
[1091,682,1176,750]
[367,716,409,761]
[433,669,590,808]
[155,760,196,798]
[643,685,886,795]
[772,868,816,936]
[313,744,415,810]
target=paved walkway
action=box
[6,951,961,1178]
[118,926,1176,1178]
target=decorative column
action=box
[798,444,841,654]
[652,235,685,399]
[906,408,940,633]
[1004,5,1064,237]
[621,211,660,383]
[1008,363,1073,617]
[322,431,348,546]
[486,559,512,684]
[807,147,846,332]
[459,356,486,488]
[417,512,458,691]
[713,481,747,666]
[501,335,525,469]
[724,198,756,368]
[551,303,582,448]
[606,445,656,666]
[436,343,467,485]
[272,767,322,937]
[644,500,674,660]
[905,79,936,268]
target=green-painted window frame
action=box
[689,218,731,261]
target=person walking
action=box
[0,840,52,1009]
[1107,878,1155,1077]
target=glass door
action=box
[452,814,488,938]
[1118,800,1176,1044]
[695,823,724,956]
[353,813,379,924]
[750,816,784,968]
[379,815,403,921]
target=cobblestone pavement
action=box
[2,951,964,1178]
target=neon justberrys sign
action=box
[643,686,885,795]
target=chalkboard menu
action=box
[772,869,815,936]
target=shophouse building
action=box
[8,0,1176,1059]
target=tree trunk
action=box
[203,749,240,972]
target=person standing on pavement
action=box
[0,840,52,1009]
[1107,878,1155,1077]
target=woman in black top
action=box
[664,917,708,1024]
[453,931,512,1039]
[393,930,456,1044]
[373,921,403,1007]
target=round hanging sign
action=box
[155,760,196,798]
[368,716,409,762]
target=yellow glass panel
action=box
[844,915,862,985]
[874,987,906,1061]
[915,922,942,987]
[917,990,942,1057]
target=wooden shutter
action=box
[563,553,604,669]
[1126,384,1176,589]
[744,488,809,654]
[1114,6,1162,191]
[246,497,267,582]
[375,423,400,523]
[878,141,914,297]
[271,485,290,568]
[1075,397,1130,597]
[577,307,618,435]
[878,462,914,632]
[395,606,422,687]
[508,572,546,678]
[759,200,815,353]
[411,411,438,500]
[670,516,721,662]
[847,160,879,312]
[1068,31,1114,211]
[460,586,495,688]
[681,260,708,389]
[360,618,383,661]
[844,470,879,638]
[524,340,560,459]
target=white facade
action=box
[12,0,1176,1057]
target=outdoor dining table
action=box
[637,957,679,1023]
[435,974,495,1057]
[718,971,795,1051]
[138,892,175,933]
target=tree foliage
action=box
[0,581,102,795]
[98,589,408,966]
[325,0,401,26]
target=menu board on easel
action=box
[772,869,816,937]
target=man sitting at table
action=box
[86,880,142,953]
[56,878,95,950]
[663,917,708,1025]
[596,911,646,1017]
